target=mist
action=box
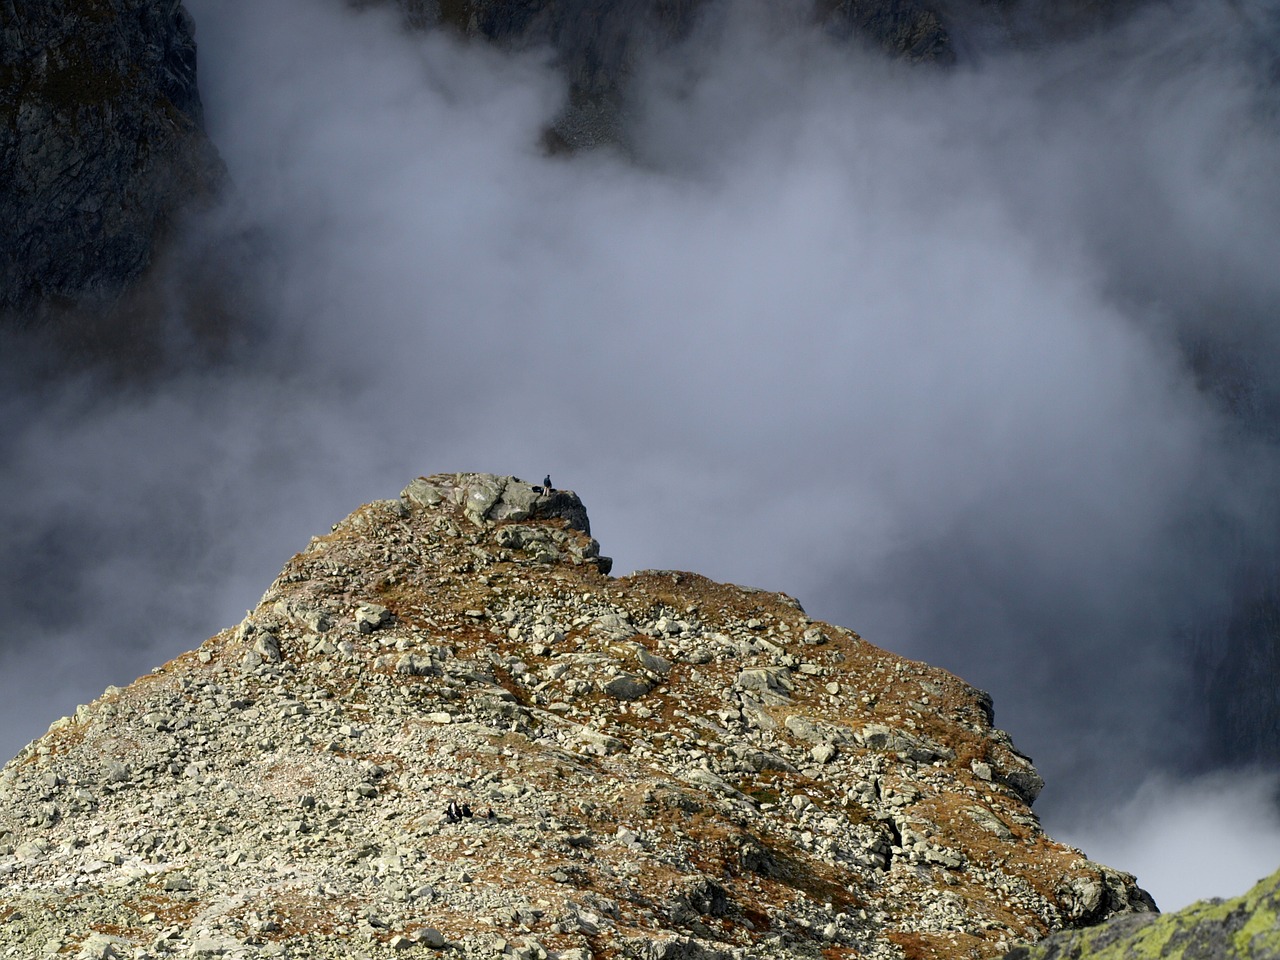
[3,0,1279,910]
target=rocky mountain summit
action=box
[0,473,1154,960]
[372,0,956,150]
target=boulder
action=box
[602,673,651,700]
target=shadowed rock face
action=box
[0,0,224,336]
[362,0,1159,151]
[0,472,1154,960]
[1004,866,1280,960]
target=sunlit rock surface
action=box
[0,0,224,344]
[0,473,1154,959]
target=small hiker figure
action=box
[446,799,462,823]
[461,802,474,819]
[543,475,553,494]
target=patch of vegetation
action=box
[743,784,781,807]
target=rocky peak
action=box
[0,472,1153,959]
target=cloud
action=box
[1056,770,1280,912]
[2,0,1278,906]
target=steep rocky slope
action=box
[0,473,1154,960]
[1005,866,1280,960]
[0,0,224,346]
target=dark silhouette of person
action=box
[543,475,553,493]
[446,799,461,823]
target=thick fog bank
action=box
[3,0,1279,905]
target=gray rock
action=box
[440,474,593,534]
[964,805,1013,841]
[402,478,446,508]
[190,936,241,956]
[602,674,651,701]
[75,932,127,960]
[784,715,822,741]
[633,647,673,677]
[496,526,562,563]
[574,730,626,756]
[254,631,282,663]
[593,614,637,640]
[734,668,793,704]
[810,743,838,765]
[396,654,436,676]
[858,723,955,763]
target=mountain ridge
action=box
[0,473,1154,960]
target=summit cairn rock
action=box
[404,473,592,535]
[0,472,1153,960]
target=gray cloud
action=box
[1057,770,1280,912]
[2,0,1278,906]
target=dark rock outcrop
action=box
[0,0,224,338]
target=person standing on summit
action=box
[543,475,553,494]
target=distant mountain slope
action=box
[0,0,224,351]
[0,473,1153,960]
[368,0,1148,148]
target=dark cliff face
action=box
[0,0,224,340]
